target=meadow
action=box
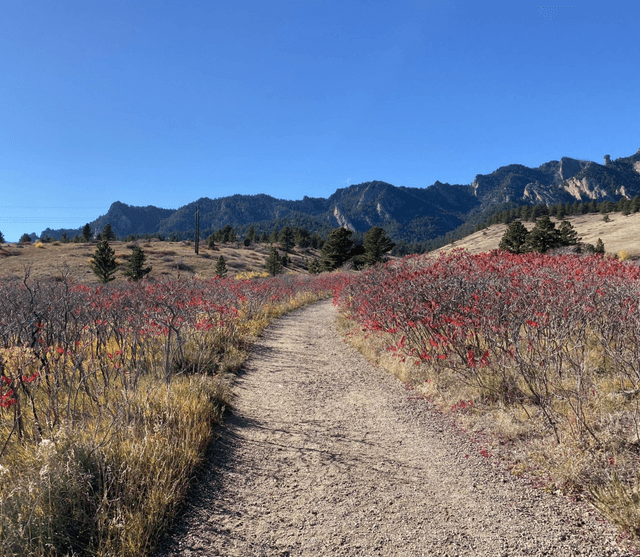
[0,270,341,556]
[335,249,640,538]
[0,238,318,283]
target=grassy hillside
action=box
[439,211,640,257]
[0,239,318,282]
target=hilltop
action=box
[440,211,640,257]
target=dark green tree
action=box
[82,223,92,242]
[281,253,290,267]
[279,227,295,253]
[269,228,280,245]
[499,221,529,254]
[294,228,311,248]
[123,246,151,281]
[215,225,235,243]
[206,234,216,249]
[0,230,4,243]
[320,228,355,271]
[60,232,70,243]
[19,233,32,244]
[265,247,282,276]
[99,223,116,241]
[363,227,395,266]
[308,259,321,274]
[524,216,560,253]
[243,236,251,247]
[245,225,257,243]
[557,221,580,246]
[90,239,118,283]
[259,232,269,243]
[215,255,227,277]
[594,238,605,254]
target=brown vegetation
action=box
[0,240,321,282]
[440,211,640,258]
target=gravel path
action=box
[155,300,633,557]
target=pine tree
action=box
[265,247,282,276]
[100,223,116,241]
[19,233,32,244]
[0,230,4,244]
[207,234,216,249]
[594,238,605,254]
[499,221,529,253]
[246,225,257,243]
[90,239,118,283]
[557,221,580,246]
[363,227,395,266]
[82,223,93,242]
[308,259,321,274]
[215,255,227,277]
[524,216,560,253]
[320,228,355,271]
[279,227,295,253]
[123,246,151,281]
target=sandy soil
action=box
[155,300,634,556]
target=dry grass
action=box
[0,240,320,283]
[338,313,640,540]
[440,211,640,257]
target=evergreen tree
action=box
[100,223,116,241]
[308,259,321,274]
[259,232,269,243]
[245,225,257,243]
[281,253,290,267]
[215,225,235,243]
[265,247,282,276]
[294,228,311,248]
[19,233,32,244]
[594,238,605,254]
[0,230,4,244]
[279,226,295,253]
[524,216,560,253]
[243,236,251,247]
[363,226,395,266]
[215,255,227,277]
[320,228,355,271]
[207,234,216,249]
[269,228,280,245]
[557,221,580,246]
[82,223,92,242]
[90,239,118,283]
[499,221,529,254]
[60,232,69,243]
[123,246,151,281]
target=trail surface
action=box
[156,300,631,556]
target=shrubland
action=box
[335,249,640,537]
[0,270,341,556]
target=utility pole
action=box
[195,206,200,254]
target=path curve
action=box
[156,300,631,557]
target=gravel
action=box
[155,300,635,556]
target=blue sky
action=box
[1,0,638,242]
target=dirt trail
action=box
[156,300,632,556]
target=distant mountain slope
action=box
[42,148,640,244]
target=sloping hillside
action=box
[439,211,640,257]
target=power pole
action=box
[195,206,200,254]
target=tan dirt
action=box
[155,300,634,556]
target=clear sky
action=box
[1,0,638,242]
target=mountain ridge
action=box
[41,148,640,244]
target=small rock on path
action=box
[155,300,632,557]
